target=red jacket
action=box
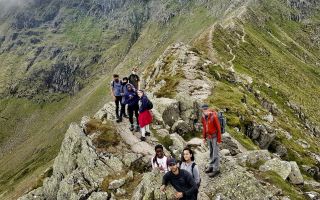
[201,110,221,143]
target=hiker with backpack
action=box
[179,147,201,187]
[128,67,140,90]
[110,74,123,121]
[116,77,131,122]
[124,83,140,132]
[151,144,168,173]
[160,158,198,200]
[137,90,153,141]
[201,104,222,178]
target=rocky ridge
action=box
[19,43,320,200]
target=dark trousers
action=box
[128,104,139,125]
[115,96,122,118]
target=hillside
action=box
[0,0,320,199]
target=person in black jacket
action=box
[124,84,139,131]
[160,158,198,200]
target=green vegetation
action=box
[86,119,120,149]
[259,171,305,200]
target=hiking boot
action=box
[205,167,213,174]
[129,124,134,131]
[208,170,220,178]
[140,136,146,141]
[145,132,151,136]
[116,118,122,123]
[135,126,140,132]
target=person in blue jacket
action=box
[124,84,139,131]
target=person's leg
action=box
[212,136,220,172]
[205,137,214,173]
[128,106,134,131]
[134,104,140,132]
[140,126,146,141]
[115,96,121,119]
[145,124,151,136]
[120,103,126,118]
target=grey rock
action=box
[296,139,310,148]
[108,178,126,189]
[220,135,240,156]
[246,124,276,149]
[122,152,142,167]
[269,140,288,158]
[288,161,303,185]
[237,150,271,166]
[88,192,109,200]
[305,191,320,200]
[154,98,180,127]
[304,180,320,190]
[171,120,192,135]
[220,149,231,156]
[169,133,187,158]
[116,188,126,195]
[259,158,292,180]
[187,138,203,147]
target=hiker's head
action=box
[113,74,119,82]
[167,158,178,172]
[137,90,144,97]
[182,147,194,162]
[127,84,133,91]
[155,144,164,158]
[132,67,138,74]
[122,77,128,84]
[201,104,210,115]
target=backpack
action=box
[179,161,201,188]
[217,111,226,134]
[112,80,122,88]
[146,99,153,110]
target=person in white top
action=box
[151,144,168,173]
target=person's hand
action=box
[175,192,183,199]
[121,93,124,96]
[112,96,116,100]
[203,139,206,144]
[160,185,166,192]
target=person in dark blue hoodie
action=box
[124,84,140,132]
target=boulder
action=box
[305,191,320,200]
[169,133,187,158]
[269,140,288,158]
[88,192,109,200]
[236,150,271,166]
[153,98,180,127]
[288,161,303,185]
[171,120,192,135]
[296,139,310,149]
[259,158,292,180]
[187,138,203,148]
[122,152,142,167]
[108,178,126,189]
[246,124,276,149]
[220,135,240,156]
[304,180,320,190]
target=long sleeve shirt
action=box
[162,169,198,200]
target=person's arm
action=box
[139,97,147,112]
[160,173,169,192]
[214,112,222,143]
[193,164,201,185]
[202,117,206,144]
[110,82,115,99]
[182,171,198,197]
[137,76,140,90]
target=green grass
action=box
[259,171,306,200]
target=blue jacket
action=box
[124,90,139,107]
[139,95,149,113]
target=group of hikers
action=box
[111,68,223,200]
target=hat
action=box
[167,158,177,166]
[201,104,209,110]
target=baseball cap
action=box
[167,158,177,166]
[201,104,209,110]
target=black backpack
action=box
[217,111,226,134]
[146,99,153,110]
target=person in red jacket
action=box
[201,104,221,178]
